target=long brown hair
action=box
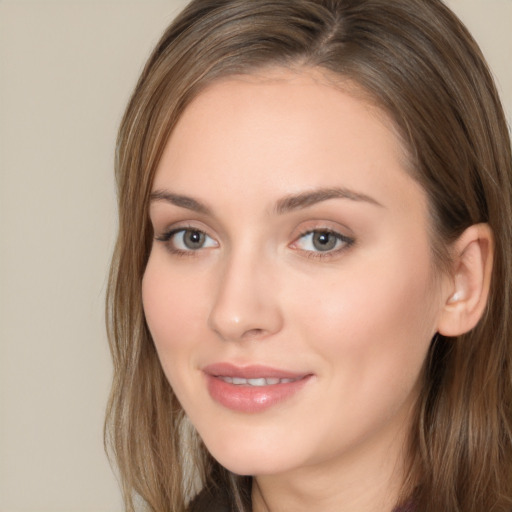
[105,1,512,510]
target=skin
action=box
[142,68,453,512]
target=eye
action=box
[157,227,218,252]
[292,230,353,254]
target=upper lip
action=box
[202,362,310,380]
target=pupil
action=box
[184,230,204,249]
[313,232,337,251]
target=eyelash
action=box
[155,226,215,257]
[155,227,355,260]
[292,229,355,260]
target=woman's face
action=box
[143,68,448,479]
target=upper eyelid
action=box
[296,227,348,237]
[291,221,354,240]
[154,221,213,237]
[151,213,227,238]
[293,229,354,245]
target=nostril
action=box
[241,328,266,339]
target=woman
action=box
[105,1,512,511]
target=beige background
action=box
[0,1,510,510]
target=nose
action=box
[207,249,284,342]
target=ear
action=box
[437,223,494,337]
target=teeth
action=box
[219,376,299,386]
[248,378,267,386]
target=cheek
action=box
[292,245,439,398]
[141,251,207,382]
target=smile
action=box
[202,363,312,413]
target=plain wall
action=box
[0,1,510,510]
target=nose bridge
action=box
[208,242,283,341]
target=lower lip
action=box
[205,374,311,413]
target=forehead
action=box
[153,67,424,219]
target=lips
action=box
[202,363,312,413]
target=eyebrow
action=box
[149,190,212,215]
[149,186,383,216]
[274,187,384,214]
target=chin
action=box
[200,428,303,477]
[212,452,295,477]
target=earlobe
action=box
[437,223,494,337]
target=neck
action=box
[251,417,411,512]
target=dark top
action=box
[189,487,414,512]
[189,487,232,512]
